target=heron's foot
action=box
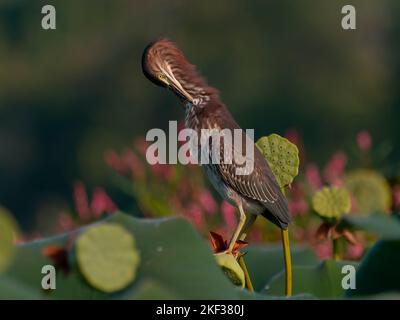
[227,243,236,255]
[219,242,245,258]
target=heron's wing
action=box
[208,109,291,228]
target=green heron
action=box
[142,39,292,294]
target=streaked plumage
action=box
[142,39,291,247]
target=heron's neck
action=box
[183,96,222,132]
[184,102,200,131]
[175,72,219,106]
[181,87,214,106]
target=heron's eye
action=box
[158,74,167,81]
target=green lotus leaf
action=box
[347,240,400,297]
[244,245,318,291]
[265,260,358,298]
[214,253,245,288]
[340,214,400,240]
[256,134,300,189]
[312,186,351,220]
[345,169,391,214]
[0,207,18,274]
[76,223,140,293]
[0,213,242,299]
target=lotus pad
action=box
[256,134,300,189]
[76,223,140,292]
[312,186,351,220]
[214,252,245,288]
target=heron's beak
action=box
[168,81,194,103]
[158,64,194,103]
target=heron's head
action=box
[142,39,217,106]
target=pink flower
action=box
[134,138,150,156]
[249,227,263,243]
[91,188,118,218]
[186,204,204,229]
[122,149,144,179]
[73,181,91,221]
[323,151,347,186]
[315,242,332,260]
[305,164,322,190]
[346,243,364,260]
[288,194,309,217]
[198,190,217,214]
[73,182,117,222]
[150,163,174,181]
[288,183,309,216]
[104,150,126,173]
[357,130,372,152]
[177,179,191,199]
[221,201,237,231]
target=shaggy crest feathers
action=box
[142,39,219,100]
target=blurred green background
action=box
[1,0,399,231]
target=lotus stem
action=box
[238,254,254,292]
[281,228,292,297]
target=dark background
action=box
[1,0,399,231]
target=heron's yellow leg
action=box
[229,207,255,292]
[227,204,247,252]
[281,228,292,297]
[239,214,257,241]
